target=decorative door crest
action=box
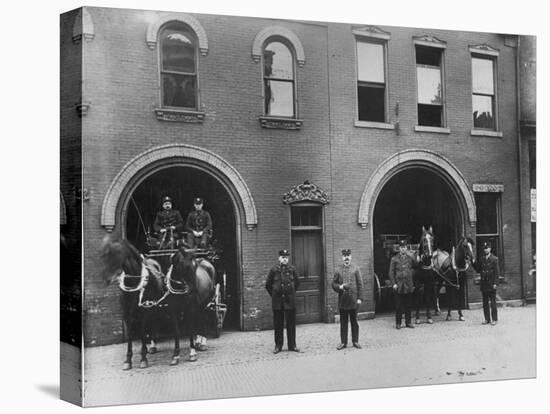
[282,180,330,205]
[473,183,504,192]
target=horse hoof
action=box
[122,362,132,371]
[427,318,434,324]
[170,357,180,366]
[459,316,465,321]
[139,360,149,369]
[197,344,207,352]
[188,354,197,362]
[148,347,157,354]
[446,315,452,321]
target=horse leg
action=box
[434,283,441,315]
[196,307,208,351]
[170,305,181,366]
[186,300,198,362]
[139,311,149,369]
[147,308,158,354]
[122,318,133,370]
[446,286,454,321]
[414,286,421,324]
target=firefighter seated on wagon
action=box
[150,196,185,250]
[185,197,213,249]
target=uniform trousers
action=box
[273,309,296,349]
[339,309,359,344]
[482,291,498,322]
[187,232,208,248]
[395,293,413,325]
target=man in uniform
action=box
[332,249,364,350]
[265,249,301,354]
[152,196,185,249]
[474,242,500,325]
[389,240,417,329]
[185,197,213,249]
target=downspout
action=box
[515,35,525,302]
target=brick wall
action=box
[59,7,531,345]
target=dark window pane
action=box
[264,42,293,80]
[418,104,442,127]
[473,95,494,129]
[291,206,322,227]
[475,193,498,234]
[417,66,442,105]
[161,28,196,73]
[472,57,494,95]
[416,46,441,66]
[357,42,384,83]
[265,80,294,116]
[162,73,196,108]
[358,85,385,122]
[529,141,536,188]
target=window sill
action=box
[259,116,303,130]
[414,125,451,134]
[354,121,395,130]
[470,129,503,138]
[154,108,205,123]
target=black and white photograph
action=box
[3,0,547,413]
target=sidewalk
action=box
[81,305,536,407]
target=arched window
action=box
[159,22,198,110]
[263,40,295,117]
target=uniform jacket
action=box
[474,253,499,292]
[265,264,300,310]
[388,252,417,294]
[153,209,184,234]
[185,210,213,233]
[332,264,364,310]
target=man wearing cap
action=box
[152,196,185,249]
[388,240,417,329]
[332,249,364,350]
[265,249,301,354]
[185,197,213,249]
[474,242,500,325]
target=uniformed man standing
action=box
[474,242,500,325]
[332,249,364,349]
[152,196,185,249]
[389,240,417,329]
[185,197,213,249]
[265,249,301,354]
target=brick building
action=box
[60,7,536,346]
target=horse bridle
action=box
[117,259,171,308]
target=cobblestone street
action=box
[81,305,536,407]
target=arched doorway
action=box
[124,166,240,330]
[102,144,259,332]
[372,167,466,313]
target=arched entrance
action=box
[125,166,240,330]
[102,144,259,331]
[358,150,476,314]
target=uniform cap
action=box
[341,249,351,256]
[194,197,204,205]
[482,242,492,249]
[398,240,407,247]
[162,196,173,203]
[278,249,290,257]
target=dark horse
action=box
[165,248,215,365]
[100,237,165,370]
[415,228,475,322]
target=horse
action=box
[443,235,475,321]
[414,226,437,324]
[165,248,215,365]
[417,229,475,321]
[100,237,166,370]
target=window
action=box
[475,192,503,273]
[357,40,386,122]
[160,22,198,109]
[416,45,444,127]
[472,56,496,130]
[263,40,295,117]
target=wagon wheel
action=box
[374,273,382,305]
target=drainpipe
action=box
[515,35,525,302]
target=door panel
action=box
[292,230,323,323]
